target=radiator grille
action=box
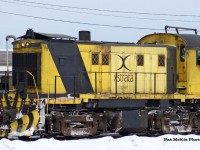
[12,53,41,87]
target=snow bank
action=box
[0,134,200,150]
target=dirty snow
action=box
[0,134,200,150]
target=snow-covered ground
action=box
[1,134,200,150]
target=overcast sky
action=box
[0,0,200,48]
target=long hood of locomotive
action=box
[78,43,177,95]
[12,39,177,96]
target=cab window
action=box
[180,44,186,62]
[196,50,200,65]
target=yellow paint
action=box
[11,36,200,104]
[8,110,39,137]
[13,39,66,94]
[78,44,168,94]
[0,129,7,137]
[20,115,30,132]
[40,44,66,94]
[78,44,111,93]
[31,110,40,129]
[9,120,18,135]
[80,93,200,103]
[110,46,167,94]
[187,50,200,94]
[1,93,33,111]
[48,98,82,104]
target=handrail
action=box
[165,25,198,34]
[54,72,168,97]
[26,70,39,104]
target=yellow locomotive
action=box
[1,26,200,137]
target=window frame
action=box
[102,53,109,65]
[196,50,200,65]
[180,44,186,62]
[92,53,99,65]
[158,55,165,67]
[137,55,144,66]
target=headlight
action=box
[26,42,30,47]
[21,42,25,47]
[21,41,31,48]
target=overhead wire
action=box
[11,0,200,18]
[0,0,199,32]
[0,0,200,23]
[0,10,165,31]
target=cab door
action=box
[177,44,187,93]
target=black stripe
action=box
[27,112,34,130]
[0,94,3,110]
[4,93,11,108]
[7,124,11,129]
[47,40,93,94]
[17,118,23,132]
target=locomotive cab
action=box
[138,28,200,95]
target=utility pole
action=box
[5,35,16,92]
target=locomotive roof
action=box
[138,33,200,49]
[177,34,200,49]
[18,29,200,48]
[18,29,137,45]
[18,29,77,40]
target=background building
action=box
[0,49,12,76]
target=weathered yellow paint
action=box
[187,49,200,94]
[8,110,39,137]
[47,98,82,105]
[78,44,168,94]
[40,44,66,94]
[110,46,167,94]
[14,39,42,53]
[78,44,111,93]
[138,33,187,94]
[9,120,18,135]
[1,93,33,111]
[0,129,7,137]
[20,115,30,132]
[13,39,66,94]
[12,36,200,104]
[80,93,200,103]
[31,110,40,130]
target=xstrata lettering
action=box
[114,74,134,82]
